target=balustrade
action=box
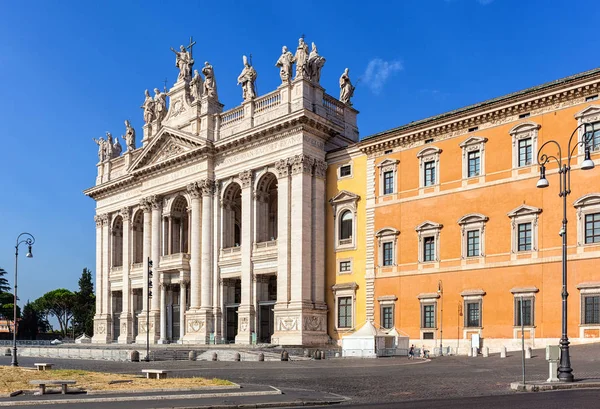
[255,91,281,113]
[220,106,245,127]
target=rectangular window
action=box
[422,304,436,328]
[423,237,435,262]
[518,138,533,167]
[381,306,394,329]
[465,301,481,327]
[467,150,481,177]
[339,260,351,273]
[517,223,532,251]
[424,161,436,186]
[515,297,533,326]
[586,95,599,102]
[339,165,352,177]
[585,213,600,244]
[337,297,352,328]
[383,170,394,195]
[468,126,478,132]
[519,112,531,119]
[467,230,480,257]
[382,242,394,266]
[584,295,600,324]
[585,122,600,151]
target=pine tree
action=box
[73,268,95,336]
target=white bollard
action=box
[500,346,507,358]
[472,347,478,357]
[525,347,532,359]
[483,347,489,357]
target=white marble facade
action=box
[85,42,358,346]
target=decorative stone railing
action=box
[339,238,353,245]
[159,253,191,271]
[255,91,281,113]
[131,262,143,271]
[111,266,123,272]
[323,95,345,126]
[221,246,241,254]
[221,106,245,127]
[255,240,277,249]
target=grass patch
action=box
[0,367,233,393]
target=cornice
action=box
[360,72,600,155]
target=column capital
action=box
[180,279,189,288]
[94,214,104,228]
[121,206,131,222]
[239,170,253,188]
[187,182,202,199]
[275,159,290,178]
[199,178,215,196]
[314,159,327,179]
[139,198,152,213]
[290,154,315,175]
[146,195,163,210]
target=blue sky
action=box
[1,0,599,314]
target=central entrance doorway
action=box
[258,302,275,343]
[225,305,239,343]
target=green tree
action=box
[72,268,95,336]
[34,289,75,337]
[0,267,11,293]
[0,292,21,334]
[18,301,48,339]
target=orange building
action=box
[348,68,600,353]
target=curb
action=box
[511,381,600,392]
[0,386,282,407]
[153,399,347,409]
[87,383,241,395]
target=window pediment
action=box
[507,204,542,218]
[575,105,600,120]
[458,213,489,225]
[375,227,400,238]
[332,282,358,292]
[459,136,488,148]
[417,146,442,158]
[509,121,541,136]
[415,221,443,232]
[329,190,360,206]
[377,159,399,168]
[574,193,600,208]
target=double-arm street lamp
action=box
[12,233,35,367]
[536,123,596,382]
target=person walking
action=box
[409,344,415,360]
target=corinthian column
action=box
[135,199,153,344]
[200,179,214,311]
[92,214,111,344]
[119,207,133,343]
[187,183,202,309]
[149,195,162,313]
[236,169,255,344]
[313,160,327,307]
[275,159,290,306]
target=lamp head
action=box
[26,245,33,258]
[581,149,595,171]
[536,165,549,188]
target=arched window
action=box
[132,210,144,264]
[111,216,124,267]
[222,182,242,248]
[255,172,278,243]
[339,210,353,242]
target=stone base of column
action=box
[213,308,223,343]
[271,304,329,346]
[182,309,214,344]
[117,313,134,344]
[134,312,160,344]
[92,315,112,344]
[235,306,255,345]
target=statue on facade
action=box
[339,68,355,106]
[276,46,294,84]
[122,119,136,152]
[112,135,123,157]
[153,88,167,124]
[93,136,107,162]
[293,37,309,79]
[105,132,115,160]
[170,45,194,82]
[202,61,218,99]
[141,89,155,124]
[307,42,326,83]
[190,69,203,101]
[237,55,257,101]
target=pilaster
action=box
[212,183,222,342]
[92,213,112,343]
[118,207,134,343]
[236,170,255,344]
[135,198,155,344]
[149,195,162,343]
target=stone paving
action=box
[2,343,599,405]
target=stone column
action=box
[197,178,215,342]
[149,195,162,343]
[179,279,187,342]
[313,160,327,308]
[236,170,255,344]
[159,280,167,343]
[212,183,222,342]
[184,183,204,343]
[136,199,153,344]
[102,214,111,319]
[94,215,103,317]
[92,214,111,343]
[119,207,133,343]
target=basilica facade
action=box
[85,39,358,345]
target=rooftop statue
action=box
[153,88,167,124]
[202,61,218,99]
[293,37,309,79]
[237,55,257,101]
[307,42,326,84]
[190,69,203,101]
[105,132,115,160]
[112,135,123,157]
[141,89,155,125]
[339,68,355,106]
[93,137,107,162]
[170,45,194,82]
[122,119,136,152]
[276,46,294,84]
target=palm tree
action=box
[0,268,10,294]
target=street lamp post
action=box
[536,123,596,382]
[437,280,443,356]
[12,233,35,367]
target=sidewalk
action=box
[511,379,600,392]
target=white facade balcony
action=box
[159,252,191,272]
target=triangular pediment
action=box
[415,220,443,232]
[129,127,206,173]
[575,105,600,119]
[507,204,542,218]
[377,158,399,168]
[329,190,360,205]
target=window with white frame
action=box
[376,227,400,267]
[418,292,440,339]
[338,259,352,274]
[508,205,542,255]
[459,136,487,179]
[574,194,600,247]
[576,106,600,158]
[583,294,600,324]
[329,190,360,251]
[378,295,397,330]
[415,221,443,263]
[377,159,399,196]
[417,146,442,189]
[458,213,488,259]
[509,122,540,169]
[460,289,485,330]
[514,296,534,326]
[338,164,352,178]
[332,282,357,330]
